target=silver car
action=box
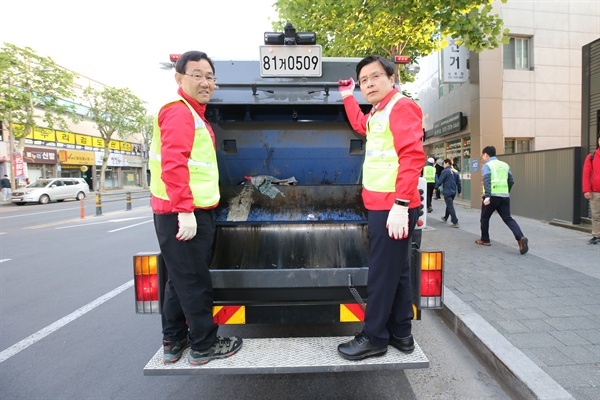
[11,178,90,205]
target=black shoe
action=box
[588,237,599,245]
[338,332,387,360]
[427,207,433,213]
[389,334,415,353]
[519,237,529,255]
[163,337,189,364]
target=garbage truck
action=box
[134,38,444,375]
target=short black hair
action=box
[482,146,496,157]
[443,158,452,165]
[175,51,215,75]
[356,55,394,80]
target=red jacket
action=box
[151,88,217,214]
[582,148,600,194]
[343,88,425,210]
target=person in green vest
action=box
[422,157,436,212]
[149,50,242,366]
[475,146,529,254]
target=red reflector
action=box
[421,270,442,296]
[135,274,159,302]
[417,220,424,226]
[394,55,411,64]
[169,54,181,63]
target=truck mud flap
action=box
[143,337,428,375]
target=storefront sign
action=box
[95,151,123,166]
[59,150,95,165]
[432,112,466,137]
[23,147,58,164]
[123,156,143,168]
[441,39,468,83]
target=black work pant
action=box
[426,182,435,209]
[479,196,524,243]
[154,210,218,351]
[443,194,458,224]
[364,207,418,347]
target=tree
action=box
[273,0,509,81]
[0,43,80,186]
[83,86,147,192]
[139,114,153,188]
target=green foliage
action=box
[83,85,147,191]
[273,0,508,81]
[0,42,80,140]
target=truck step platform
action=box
[144,336,428,375]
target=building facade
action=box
[407,0,600,206]
[0,67,145,190]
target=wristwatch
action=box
[394,199,410,207]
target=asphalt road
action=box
[0,194,508,400]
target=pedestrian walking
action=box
[475,146,529,254]
[435,159,461,227]
[582,135,600,245]
[434,158,443,199]
[422,157,436,213]
[1,175,11,201]
[149,50,242,366]
[336,54,424,360]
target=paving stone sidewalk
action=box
[424,199,599,400]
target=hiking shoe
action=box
[475,240,491,246]
[163,337,188,364]
[441,217,447,223]
[519,237,529,255]
[188,336,243,365]
[588,237,599,245]
[451,223,460,228]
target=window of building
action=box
[505,138,532,154]
[503,37,532,70]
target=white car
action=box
[11,178,90,205]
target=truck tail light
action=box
[134,254,160,314]
[420,251,443,309]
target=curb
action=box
[437,289,575,400]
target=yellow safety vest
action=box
[149,97,219,208]
[486,159,510,195]
[362,93,403,192]
[423,165,436,183]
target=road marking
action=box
[108,219,153,232]
[0,280,134,363]
[55,217,148,230]
[0,259,11,263]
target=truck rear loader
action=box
[134,43,444,375]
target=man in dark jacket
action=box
[434,159,461,228]
[1,175,11,201]
[434,158,444,199]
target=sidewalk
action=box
[426,198,599,400]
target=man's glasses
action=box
[183,73,217,84]
[358,72,387,87]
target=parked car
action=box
[11,178,90,205]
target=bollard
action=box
[126,191,132,211]
[95,192,102,216]
[80,197,85,219]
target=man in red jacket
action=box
[149,51,242,366]
[582,135,600,245]
[337,55,425,360]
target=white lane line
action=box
[55,217,148,230]
[0,259,11,263]
[108,219,153,233]
[0,280,134,363]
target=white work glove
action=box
[176,212,197,241]
[386,203,410,240]
[483,197,490,206]
[338,78,355,98]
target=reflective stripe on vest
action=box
[487,159,510,195]
[362,93,403,192]
[149,97,219,207]
[423,165,436,183]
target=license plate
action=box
[259,45,322,77]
